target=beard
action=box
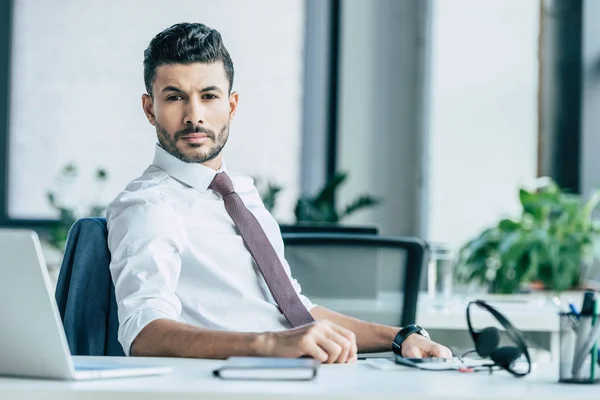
[156,122,229,164]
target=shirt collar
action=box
[151,143,227,193]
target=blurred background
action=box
[2,0,600,317]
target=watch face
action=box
[420,328,430,340]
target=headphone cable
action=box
[460,349,478,359]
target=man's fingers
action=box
[429,344,453,359]
[314,332,343,364]
[329,324,357,361]
[322,328,352,364]
[308,345,330,363]
[404,340,453,359]
[300,341,329,363]
[402,344,423,358]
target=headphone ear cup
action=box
[475,327,500,357]
[490,346,522,369]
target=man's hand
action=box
[260,320,358,364]
[400,333,453,359]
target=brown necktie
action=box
[209,172,315,328]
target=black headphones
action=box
[466,299,532,377]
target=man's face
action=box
[142,62,238,169]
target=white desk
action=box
[0,356,598,400]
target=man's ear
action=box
[229,91,239,122]
[142,93,156,126]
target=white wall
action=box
[426,0,539,248]
[8,0,304,222]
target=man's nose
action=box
[184,98,205,125]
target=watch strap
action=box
[392,324,423,356]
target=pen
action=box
[572,313,600,377]
[569,303,579,318]
[573,292,597,379]
[553,296,577,330]
[591,299,598,380]
[556,296,600,368]
[569,299,600,368]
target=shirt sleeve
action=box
[107,191,185,356]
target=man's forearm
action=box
[131,319,270,359]
[310,306,399,353]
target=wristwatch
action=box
[392,324,430,356]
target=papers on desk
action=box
[365,357,458,371]
[395,357,462,371]
[365,357,495,372]
[364,358,405,370]
[213,357,319,381]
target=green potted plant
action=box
[253,177,283,214]
[255,171,382,233]
[454,178,600,294]
[293,172,381,224]
[46,162,109,253]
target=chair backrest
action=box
[54,217,124,356]
[279,224,379,235]
[282,233,428,327]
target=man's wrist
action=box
[392,324,428,356]
[375,326,402,351]
[250,331,274,357]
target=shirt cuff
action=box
[118,308,178,356]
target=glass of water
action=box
[427,243,454,309]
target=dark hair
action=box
[143,22,234,96]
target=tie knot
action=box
[209,172,235,197]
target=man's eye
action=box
[167,95,183,101]
[203,94,218,100]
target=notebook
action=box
[213,357,319,381]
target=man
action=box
[107,22,451,364]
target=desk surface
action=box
[1,356,598,400]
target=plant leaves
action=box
[458,177,600,293]
[96,168,108,180]
[340,195,382,219]
[261,183,283,213]
[292,171,381,223]
[314,172,347,206]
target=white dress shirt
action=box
[107,144,315,355]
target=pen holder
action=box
[559,312,600,384]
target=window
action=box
[426,0,540,248]
[6,0,305,222]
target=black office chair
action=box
[282,233,428,327]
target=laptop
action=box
[0,229,172,380]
